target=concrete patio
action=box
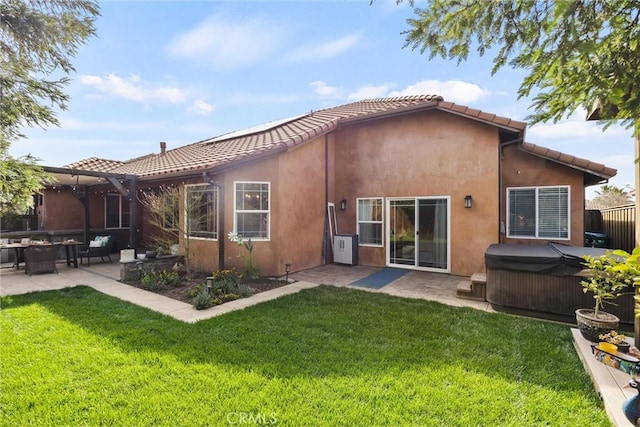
[0,259,635,425]
[0,260,495,321]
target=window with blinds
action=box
[507,186,569,239]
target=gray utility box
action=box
[333,234,358,266]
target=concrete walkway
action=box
[1,262,493,322]
[0,261,318,323]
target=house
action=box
[38,95,616,277]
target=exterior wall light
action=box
[464,195,473,208]
[137,261,144,279]
[339,199,347,210]
[285,263,292,282]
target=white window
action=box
[105,194,130,229]
[357,198,384,246]
[234,182,270,240]
[507,186,570,239]
[185,184,217,239]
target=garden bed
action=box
[123,269,289,306]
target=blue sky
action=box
[10,1,636,199]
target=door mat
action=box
[350,268,409,289]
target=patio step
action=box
[456,272,486,301]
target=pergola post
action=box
[634,123,640,347]
[129,176,138,250]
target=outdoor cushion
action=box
[80,236,113,266]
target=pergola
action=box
[42,166,140,249]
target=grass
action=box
[1,285,610,426]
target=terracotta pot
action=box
[575,308,620,342]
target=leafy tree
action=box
[588,185,632,209]
[0,0,100,214]
[403,0,639,132]
[402,0,640,344]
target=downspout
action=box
[82,185,90,245]
[128,176,138,249]
[218,184,225,271]
[498,137,524,243]
[323,134,329,265]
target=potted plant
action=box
[576,251,635,342]
[599,330,631,353]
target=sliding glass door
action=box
[388,197,449,272]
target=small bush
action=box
[236,284,252,298]
[141,270,180,291]
[188,270,261,309]
[221,293,242,302]
[190,284,213,310]
[209,269,243,294]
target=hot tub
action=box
[485,243,634,325]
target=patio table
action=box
[61,240,84,268]
[0,243,27,270]
[0,241,84,270]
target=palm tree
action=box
[589,185,632,209]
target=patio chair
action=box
[79,235,114,266]
[24,244,61,276]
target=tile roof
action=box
[64,157,126,172]
[60,95,611,184]
[520,141,616,181]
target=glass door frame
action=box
[385,196,451,273]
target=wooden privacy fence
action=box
[600,204,636,252]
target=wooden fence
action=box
[600,204,636,252]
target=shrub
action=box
[236,283,253,298]
[189,270,259,309]
[221,293,242,302]
[190,284,213,310]
[209,269,243,294]
[141,270,180,291]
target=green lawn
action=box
[1,285,610,426]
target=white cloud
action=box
[287,34,361,62]
[344,79,489,103]
[310,81,342,97]
[167,14,284,70]
[187,99,215,116]
[347,84,393,101]
[80,73,186,104]
[528,118,630,140]
[389,80,489,104]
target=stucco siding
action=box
[275,137,328,275]
[331,110,500,276]
[501,144,585,246]
[185,142,329,277]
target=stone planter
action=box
[575,308,620,342]
[120,255,184,282]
